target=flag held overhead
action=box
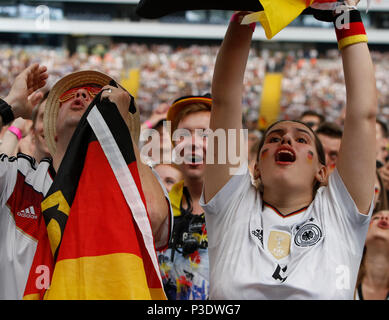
[135,0,347,39]
[135,0,263,19]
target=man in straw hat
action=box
[0,64,171,299]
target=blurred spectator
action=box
[377,121,389,200]
[299,110,325,131]
[355,210,389,300]
[0,118,31,156]
[0,90,44,157]
[158,94,212,300]
[28,91,51,161]
[140,102,170,132]
[374,171,389,213]
[154,164,183,193]
[247,129,262,155]
[315,121,343,174]
[141,118,172,166]
[0,44,389,132]
[248,138,260,179]
[247,129,262,177]
[336,106,346,128]
[375,119,389,168]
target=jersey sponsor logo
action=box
[294,223,322,247]
[16,206,38,219]
[251,228,263,246]
[268,230,291,260]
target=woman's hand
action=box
[4,64,48,120]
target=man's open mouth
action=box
[275,148,296,164]
[378,220,389,229]
[184,154,203,164]
[71,98,86,110]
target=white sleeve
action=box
[200,163,253,216]
[200,164,259,258]
[0,154,18,207]
[319,168,373,256]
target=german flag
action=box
[242,0,340,39]
[23,88,166,300]
[136,0,341,39]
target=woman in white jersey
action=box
[200,2,377,299]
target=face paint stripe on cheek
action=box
[261,148,269,159]
[307,150,314,163]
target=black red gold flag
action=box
[24,87,166,299]
[136,0,342,39]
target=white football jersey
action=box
[200,164,372,300]
[0,154,53,300]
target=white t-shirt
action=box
[200,164,373,300]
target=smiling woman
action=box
[201,5,377,300]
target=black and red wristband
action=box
[333,9,367,50]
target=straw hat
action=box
[44,70,140,155]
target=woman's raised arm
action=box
[203,13,255,203]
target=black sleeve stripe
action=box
[334,9,362,23]
[16,152,36,168]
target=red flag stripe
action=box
[335,21,366,41]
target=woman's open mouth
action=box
[275,147,296,165]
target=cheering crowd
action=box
[1,43,389,127]
[0,3,389,301]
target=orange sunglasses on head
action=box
[59,85,103,103]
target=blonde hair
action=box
[171,103,211,135]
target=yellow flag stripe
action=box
[258,73,283,130]
[41,190,70,216]
[46,219,62,256]
[44,252,166,300]
[243,0,314,39]
[149,288,168,300]
[23,293,41,300]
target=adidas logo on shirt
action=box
[16,206,37,219]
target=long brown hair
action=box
[374,170,389,213]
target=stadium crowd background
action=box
[1,43,389,128]
[0,0,388,302]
